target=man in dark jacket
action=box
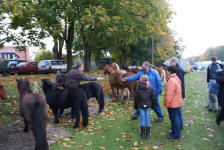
[170,57,185,99]
[64,63,103,88]
[207,56,223,111]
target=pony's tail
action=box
[32,100,49,150]
[100,87,105,110]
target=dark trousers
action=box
[168,107,182,138]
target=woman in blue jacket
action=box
[122,61,164,122]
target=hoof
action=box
[23,129,29,133]
[55,120,59,124]
[73,125,79,129]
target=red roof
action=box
[0,46,31,61]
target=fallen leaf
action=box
[133,142,139,147]
[153,145,159,149]
[115,138,120,141]
[99,146,106,149]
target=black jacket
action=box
[207,63,223,82]
[134,82,155,109]
[217,70,224,108]
[176,63,185,99]
[64,69,97,88]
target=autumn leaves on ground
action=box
[0,72,224,150]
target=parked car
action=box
[38,60,67,74]
[15,62,38,75]
[7,60,27,69]
[0,60,27,76]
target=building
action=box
[0,46,31,61]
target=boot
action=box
[146,127,150,139]
[140,126,145,138]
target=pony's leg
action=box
[71,107,76,119]
[80,100,89,127]
[23,118,29,132]
[73,106,81,128]
[96,92,102,113]
[59,109,64,118]
[52,108,59,124]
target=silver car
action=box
[38,60,67,74]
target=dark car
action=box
[7,60,27,69]
[15,62,38,75]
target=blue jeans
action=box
[133,98,163,119]
[139,108,151,127]
[168,107,182,138]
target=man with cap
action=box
[207,56,223,112]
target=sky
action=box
[169,0,224,58]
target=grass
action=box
[0,72,224,150]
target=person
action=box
[134,74,155,139]
[207,56,223,111]
[121,61,164,122]
[170,57,185,100]
[164,66,183,139]
[64,63,104,88]
[216,68,224,109]
[169,57,184,130]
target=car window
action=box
[38,61,49,66]
[30,62,37,67]
[57,61,63,65]
[51,61,57,65]
[17,62,28,67]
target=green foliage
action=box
[34,49,53,62]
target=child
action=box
[134,74,155,139]
[164,66,183,139]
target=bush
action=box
[35,49,53,62]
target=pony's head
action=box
[41,78,54,92]
[111,63,120,71]
[16,79,32,95]
[55,74,66,87]
[104,64,114,75]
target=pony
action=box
[150,65,167,85]
[216,108,224,125]
[55,74,105,113]
[104,63,127,75]
[104,64,138,100]
[16,79,48,150]
[0,84,7,100]
[41,78,88,128]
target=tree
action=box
[1,0,174,72]
[35,49,53,62]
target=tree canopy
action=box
[1,0,177,71]
[34,49,53,62]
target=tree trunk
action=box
[80,25,91,72]
[52,37,64,59]
[84,49,91,72]
[65,21,74,71]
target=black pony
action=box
[56,74,105,113]
[216,108,224,125]
[16,79,48,150]
[41,78,88,128]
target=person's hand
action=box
[97,77,104,81]
[121,78,126,82]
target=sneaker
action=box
[156,118,163,123]
[208,109,212,112]
[167,136,180,140]
[131,116,137,120]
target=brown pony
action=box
[16,79,48,150]
[104,64,137,100]
[104,63,127,75]
[150,65,167,85]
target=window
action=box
[30,62,36,67]
[17,62,28,67]
[51,61,57,65]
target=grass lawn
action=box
[0,72,224,150]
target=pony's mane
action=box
[17,79,33,95]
